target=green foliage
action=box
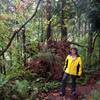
[0,74,8,87]
[91,89,100,100]
[13,80,30,97]
[34,52,54,62]
[0,0,100,99]
[6,67,24,80]
[34,51,62,65]
[78,74,89,85]
[44,81,61,92]
[0,70,61,99]
[96,80,100,84]
[32,80,61,92]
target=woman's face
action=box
[70,49,76,55]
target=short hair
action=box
[69,47,79,57]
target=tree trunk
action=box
[40,8,44,42]
[77,14,81,35]
[60,0,67,40]
[46,0,52,42]
[0,48,6,75]
[22,28,27,67]
[2,53,6,75]
[87,24,93,67]
[98,35,100,64]
[84,20,87,34]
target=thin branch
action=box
[68,41,88,48]
[71,0,78,10]
[0,0,42,56]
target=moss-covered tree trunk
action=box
[22,28,27,67]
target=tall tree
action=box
[60,0,67,40]
[87,0,100,66]
[22,27,27,67]
[46,0,52,42]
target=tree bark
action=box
[0,48,6,75]
[60,0,67,40]
[22,28,27,67]
[46,0,52,42]
[87,24,93,67]
[99,37,100,64]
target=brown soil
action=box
[37,84,100,100]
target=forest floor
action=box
[37,83,100,100]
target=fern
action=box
[13,80,30,96]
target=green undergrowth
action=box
[0,69,61,100]
[91,89,100,100]
[0,67,99,99]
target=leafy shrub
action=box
[44,81,61,92]
[77,74,90,85]
[0,74,8,87]
[0,71,61,99]
[0,78,15,99]
[33,51,62,65]
[6,68,25,80]
[91,89,100,100]
[13,80,30,97]
[32,80,61,92]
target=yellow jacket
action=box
[64,55,83,76]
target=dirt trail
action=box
[37,84,100,100]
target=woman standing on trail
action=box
[60,47,83,96]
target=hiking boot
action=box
[59,92,65,96]
[71,91,77,96]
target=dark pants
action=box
[60,73,77,95]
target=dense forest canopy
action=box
[0,0,99,66]
[0,0,100,99]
